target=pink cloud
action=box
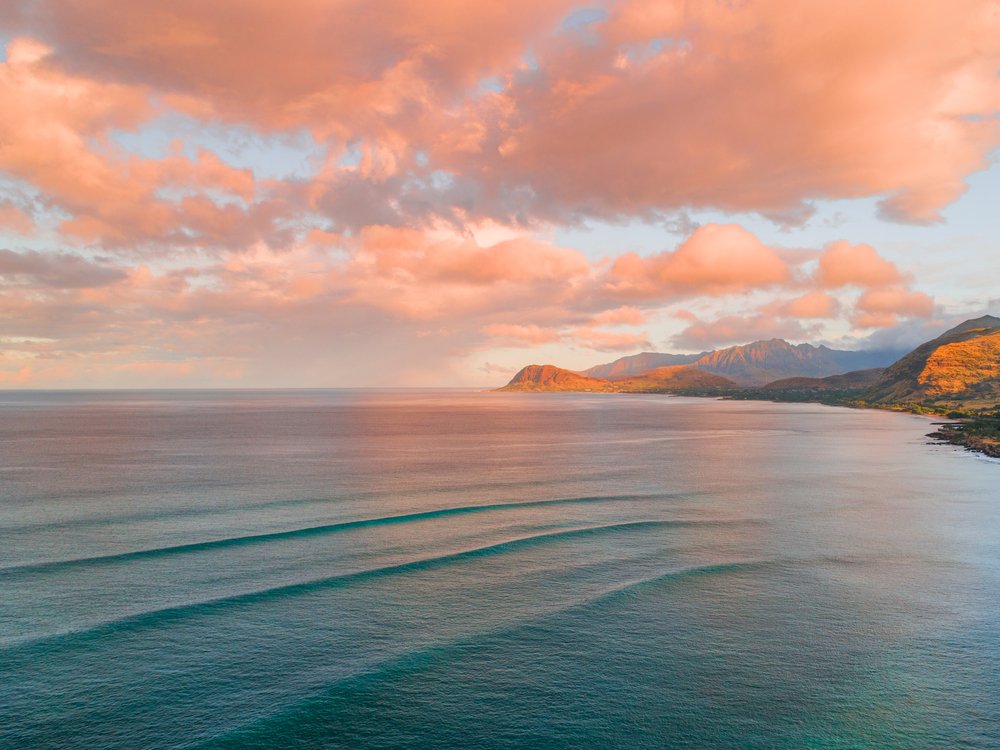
[6,0,577,135]
[340,226,593,320]
[570,328,652,352]
[0,40,274,249]
[0,23,960,410]
[481,323,563,347]
[0,0,994,239]
[0,201,35,234]
[605,224,791,299]
[0,362,34,385]
[816,241,904,288]
[589,306,646,326]
[362,227,589,285]
[773,291,842,319]
[433,0,1000,223]
[481,322,650,352]
[852,286,935,328]
[0,249,127,288]
[479,361,516,377]
[0,213,947,386]
[672,314,819,350]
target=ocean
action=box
[1,389,998,749]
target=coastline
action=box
[677,388,1000,460]
[495,385,1000,461]
[925,420,1000,458]
[728,392,1000,460]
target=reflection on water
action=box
[0,390,997,749]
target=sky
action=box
[0,0,998,388]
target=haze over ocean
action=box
[1,390,997,749]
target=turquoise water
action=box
[1,390,998,749]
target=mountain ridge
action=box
[498,363,737,393]
[760,368,885,391]
[866,316,1000,409]
[582,351,707,381]
[688,339,898,386]
[498,318,1000,412]
[614,366,738,392]
[498,364,618,392]
[496,317,1000,457]
[572,339,904,387]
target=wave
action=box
[1,480,689,535]
[4,519,709,653]
[3,461,671,536]
[0,493,708,576]
[971,452,1000,465]
[190,556,795,748]
[0,493,341,535]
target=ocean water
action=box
[1,390,998,750]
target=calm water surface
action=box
[1,390,998,749]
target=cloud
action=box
[7,0,576,134]
[0,227,607,386]
[0,39,285,250]
[809,240,936,330]
[357,226,590,286]
[852,286,935,328]
[0,249,483,387]
[856,316,955,352]
[570,327,651,352]
[339,225,592,320]
[671,313,818,350]
[434,0,1000,224]
[604,224,791,299]
[0,202,35,234]
[0,2,993,389]
[0,0,995,245]
[588,305,646,326]
[481,322,650,352]
[0,249,127,288]
[481,323,563,347]
[0,213,947,386]
[771,290,842,319]
[479,361,516,376]
[816,241,904,288]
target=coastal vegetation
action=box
[927,414,1000,458]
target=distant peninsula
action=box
[497,316,1000,459]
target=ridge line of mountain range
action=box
[580,339,902,386]
[497,316,1000,458]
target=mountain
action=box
[866,315,1000,408]
[582,351,705,381]
[497,363,734,393]
[498,320,999,407]
[495,317,1000,459]
[938,315,1000,337]
[615,366,738,392]
[761,368,885,391]
[689,340,899,386]
[582,340,901,387]
[497,364,618,392]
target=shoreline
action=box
[730,393,1000,460]
[677,389,1000,460]
[495,386,1000,461]
[925,421,1000,459]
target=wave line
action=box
[0,494,710,576]
[4,520,693,652]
